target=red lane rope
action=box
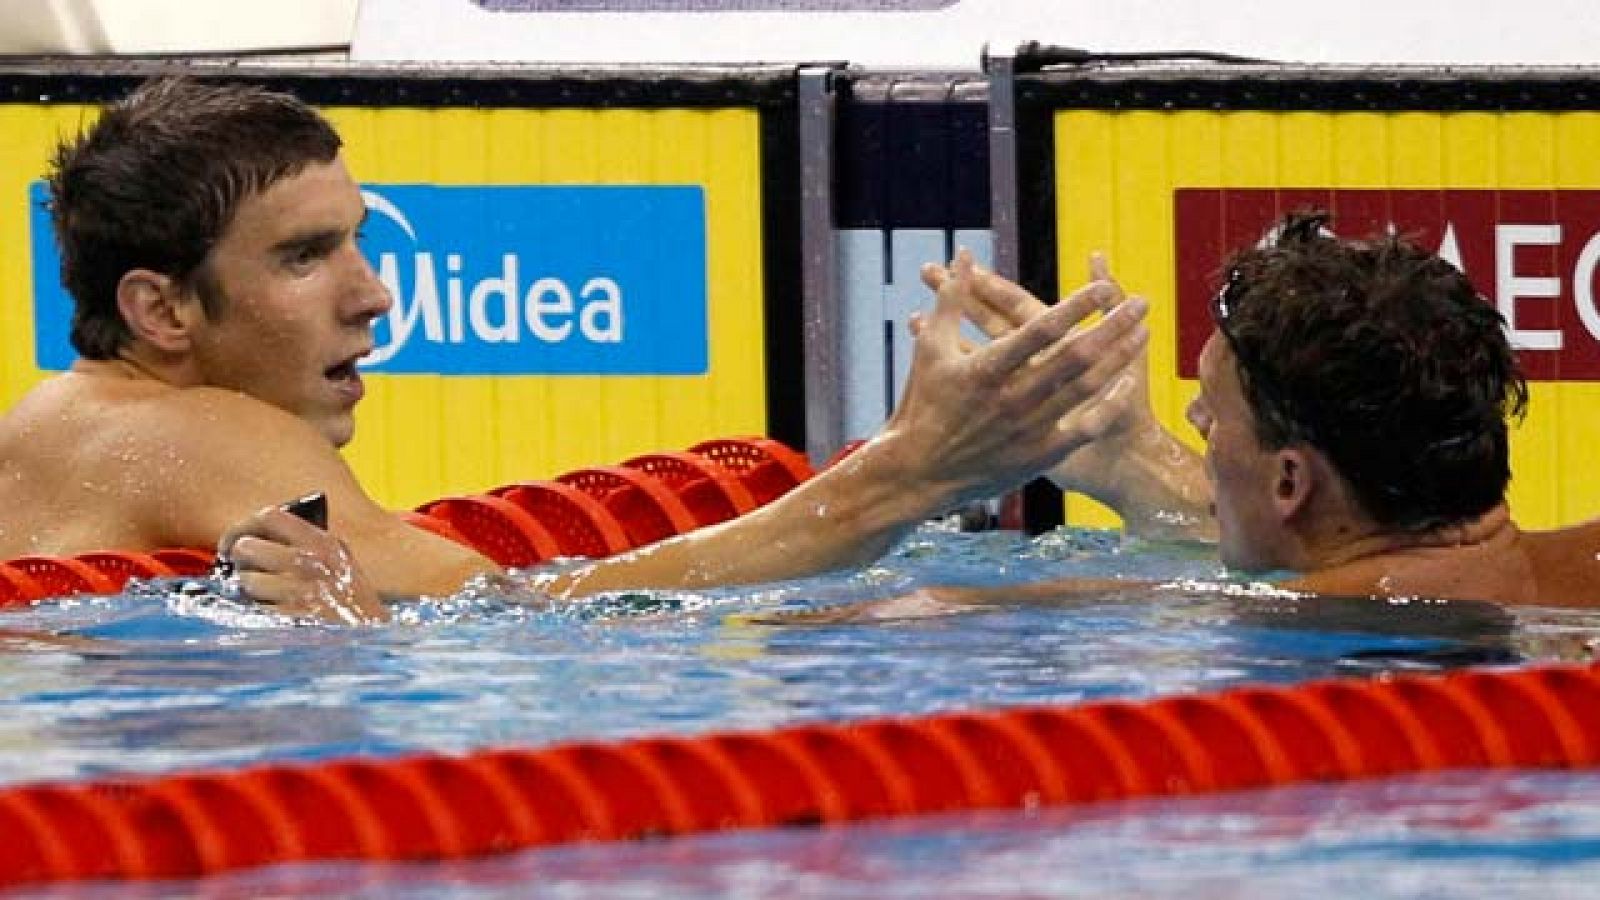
[688,436,813,506]
[557,465,700,547]
[622,452,756,527]
[0,662,1593,887]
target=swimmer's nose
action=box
[348,252,394,322]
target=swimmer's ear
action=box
[117,268,193,354]
[1272,446,1317,522]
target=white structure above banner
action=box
[353,0,1600,68]
[0,0,358,55]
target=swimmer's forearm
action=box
[745,576,1160,625]
[545,434,944,598]
[908,577,1155,609]
[360,517,501,599]
[1056,425,1216,542]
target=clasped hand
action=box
[875,250,1150,511]
[217,506,388,624]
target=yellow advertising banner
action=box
[1054,109,1600,530]
[2,102,769,510]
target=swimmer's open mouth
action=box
[325,355,367,404]
[324,358,362,382]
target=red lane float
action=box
[488,481,632,559]
[622,452,756,527]
[4,557,119,600]
[147,549,215,578]
[414,495,563,568]
[0,661,1595,887]
[0,437,813,606]
[689,436,814,506]
[557,466,699,547]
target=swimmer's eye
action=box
[279,234,338,273]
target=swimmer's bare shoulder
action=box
[0,378,351,550]
[140,387,495,595]
[0,373,218,554]
[1523,518,1600,607]
[1,376,492,595]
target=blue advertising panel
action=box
[30,183,709,375]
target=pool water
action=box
[2,524,1598,897]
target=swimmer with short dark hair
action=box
[0,74,1153,622]
[801,210,1599,621]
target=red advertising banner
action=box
[1173,189,1600,380]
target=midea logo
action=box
[361,188,625,367]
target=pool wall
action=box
[3,56,1598,527]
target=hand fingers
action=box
[1087,252,1135,316]
[1055,351,1144,443]
[907,314,980,353]
[974,279,1121,380]
[963,259,1124,341]
[1024,312,1151,456]
[231,570,364,624]
[992,296,1148,437]
[960,279,1018,339]
[1028,295,1148,401]
[920,248,977,351]
[1088,251,1110,284]
[212,504,384,625]
[218,505,325,560]
[926,252,1051,340]
[232,569,317,610]
[967,265,1049,335]
[917,256,1022,353]
[230,552,379,626]
[225,533,333,578]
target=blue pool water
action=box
[3,524,1599,897]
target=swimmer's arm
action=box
[1522,518,1600,607]
[538,435,937,598]
[1050,423,1213,543]
[547,252,1151,598]
[740,577,1156,625]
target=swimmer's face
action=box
[183,157,390,447]
[1188,333,1292,572]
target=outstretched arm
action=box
[922,255,1214,541]
[736,576,1148,625]
[543,251,1151,597]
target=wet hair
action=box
[47,75,342,359]
[1211,210,1528,532]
